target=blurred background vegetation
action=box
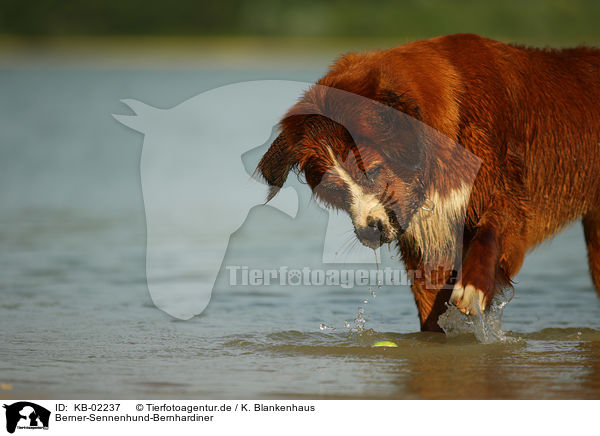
[2,0,600,69]
[2,0,600,44]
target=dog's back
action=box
[374,34,600,245]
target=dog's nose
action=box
[356,216,388,248]
[366,215,383,232]
[356,225,382,246]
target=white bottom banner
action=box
[0,400,595,435]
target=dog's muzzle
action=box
[354,215,393,249]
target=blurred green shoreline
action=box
[2,34,600,69]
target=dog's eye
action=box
[315,180,349,207]
[365,165,383,180]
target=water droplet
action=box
[351,306,367,333]
[373,249,379,274]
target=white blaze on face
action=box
[326,149,472,263]
[327,149,392,233]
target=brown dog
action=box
[257,33,600,331]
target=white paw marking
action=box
[449,283,486,315]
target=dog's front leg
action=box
[403,256,456,331]
[450,223,499,315]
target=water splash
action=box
[354,306,366,332]
[437,287,517,344]
[344,306,369,334]
[344,251,378,334]
[319,323,336,331]
[341,249,384,334]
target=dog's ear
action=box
[256,132,297,202]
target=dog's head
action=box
[256,55,476,252]
[256,69,433,250]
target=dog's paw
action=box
[449,283,486,315]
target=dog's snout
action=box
[356,225,383,246]
[355,216,392,249]
[366,215,383,231]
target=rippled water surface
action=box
[2,67,600,399]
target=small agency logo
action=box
[3,402,50,434]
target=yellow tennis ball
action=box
[372,340,398,347]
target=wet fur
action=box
[257,33,600,331]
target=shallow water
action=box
[1,66,600,399]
